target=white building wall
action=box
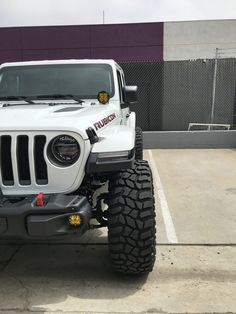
[164,20,236,61]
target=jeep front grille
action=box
[0,134,48,187]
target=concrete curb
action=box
[143,130,236,149]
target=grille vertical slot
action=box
[0,135,14,186]
[17,135,31,185]
[34,135,48,185]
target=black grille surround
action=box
[0,134,48,187]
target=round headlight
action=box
[48,135,80,166]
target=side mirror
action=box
[122,86,138,104]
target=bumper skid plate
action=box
[0,194,92,239]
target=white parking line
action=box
[148,150,178,243]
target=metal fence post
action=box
[210,48,219,130]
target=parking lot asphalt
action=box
[0,149,236,313]
[147,149,236,244]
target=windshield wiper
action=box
[0,96,35,105]
[33,94,84,104]
[0,94,85,107]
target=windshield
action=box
[0,63,114,99]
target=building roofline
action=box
[0,19,235,29]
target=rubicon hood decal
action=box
[94,113,116,130]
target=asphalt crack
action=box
[0,245,22,273]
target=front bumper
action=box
[0,194,92,240]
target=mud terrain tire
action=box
[135,127,143,160]
[107,160,156,274]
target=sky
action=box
[0,0,236,27]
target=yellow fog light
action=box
[97,91,110,104]
[68,214,81,226]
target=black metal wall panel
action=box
[120,61,164,131]
[162,60,214,130]
[120,59,236,131]
[213,59,236,125]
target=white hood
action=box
[0,101,121,138]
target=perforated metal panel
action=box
[120,61,164,131]
[120,59,236,131]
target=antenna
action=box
[103,10,105,24]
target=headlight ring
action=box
[47,135,80,167]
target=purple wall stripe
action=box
[0,22,163,64]
[90,23,163,47]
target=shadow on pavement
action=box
[0,231,148,312]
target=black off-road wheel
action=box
[107,160,156,274]
[135,127,143,160]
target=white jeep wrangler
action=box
[0,59,156,274]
